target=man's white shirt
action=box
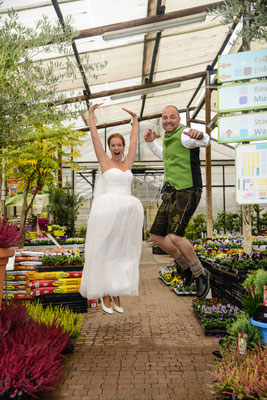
[146,127,210,160]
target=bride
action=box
[80,103,144,314]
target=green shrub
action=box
[185,213,207,239]
[242,269,267,301]
[242,292,262,318]
[49,181,84,237]
[222,312,263,350]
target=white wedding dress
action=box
[80,168,144,299]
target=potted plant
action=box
[243,269,267,345]
[0,302,70,399]
[0,217,23,309]
[210,343,267,399]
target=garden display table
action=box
[198,255,246,308]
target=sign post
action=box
[217,48,267,253]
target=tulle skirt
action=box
[80,191,144,299]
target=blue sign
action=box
[218,48,267,83]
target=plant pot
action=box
[0,247,15,309]
[0,391,30,400]
[250,317,267,345]
[53,230,65,237]
[61,342,74,354]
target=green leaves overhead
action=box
[0,9,106,146]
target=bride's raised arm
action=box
[88,103,109,165]
[122,108,138,169]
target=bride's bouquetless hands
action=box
[122,108,137,119]
[88,103,103,115]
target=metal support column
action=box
[205,68,213,238]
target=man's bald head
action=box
[162,105,181,133]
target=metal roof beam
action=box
[76,2,224,40]
[48,71,206,106]
[51,0,91,107]
[77,107,195,131]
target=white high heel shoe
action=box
[111,296,124,314]
[100,297,113,314]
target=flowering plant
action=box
[252,235,267,246]
[0,302,70,399]
[210,344,267,399]
[192,298,241,329]
[158,263,177,283]
[0,217,24,248]
[204,237,243,249]
[172,280,196,293]
[222,252,267,272]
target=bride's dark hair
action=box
[107,133,125,147]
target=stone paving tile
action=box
[40,243,224,400]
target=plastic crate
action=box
[37,293,88,313]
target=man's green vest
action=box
[163,124,202,190]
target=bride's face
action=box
[109,138,125,161]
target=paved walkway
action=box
[42,243,223,400]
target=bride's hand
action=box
[122,108,137,119]
[88,103,103,115]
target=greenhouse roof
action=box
[1,0,265,165]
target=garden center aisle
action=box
[41,242,223,400]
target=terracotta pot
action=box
[0,247,15,310]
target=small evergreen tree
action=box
[213,211,242,234]
[49,181,84,237]
[185,213,207,240]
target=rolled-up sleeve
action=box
[181,128,210,149]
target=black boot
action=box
[196,269,210,299]
[181,268,194,286]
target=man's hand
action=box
[183,128,203,140]
[144,129,156,142]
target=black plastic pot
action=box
[0,392,31,400]
[61,343,74,354]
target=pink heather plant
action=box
[0,302,70,399]
[210,344,267,399]
[0,217,24,248]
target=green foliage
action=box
[251,205,267,235]
[25,301,83,340]
[185,213,207,239]
[0,9,106,146]
[254,269,267,297]
[213,211,242,234]
[207,0,267,46]
[49,181,84,237]
[75,227,87,238]
[242,292,262,317]
[3,124,86,232]
[144,228,150,241]
[242,268,267,300]
[242,270,258,292]
[40,254,84,265]
[223,312,263,349]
